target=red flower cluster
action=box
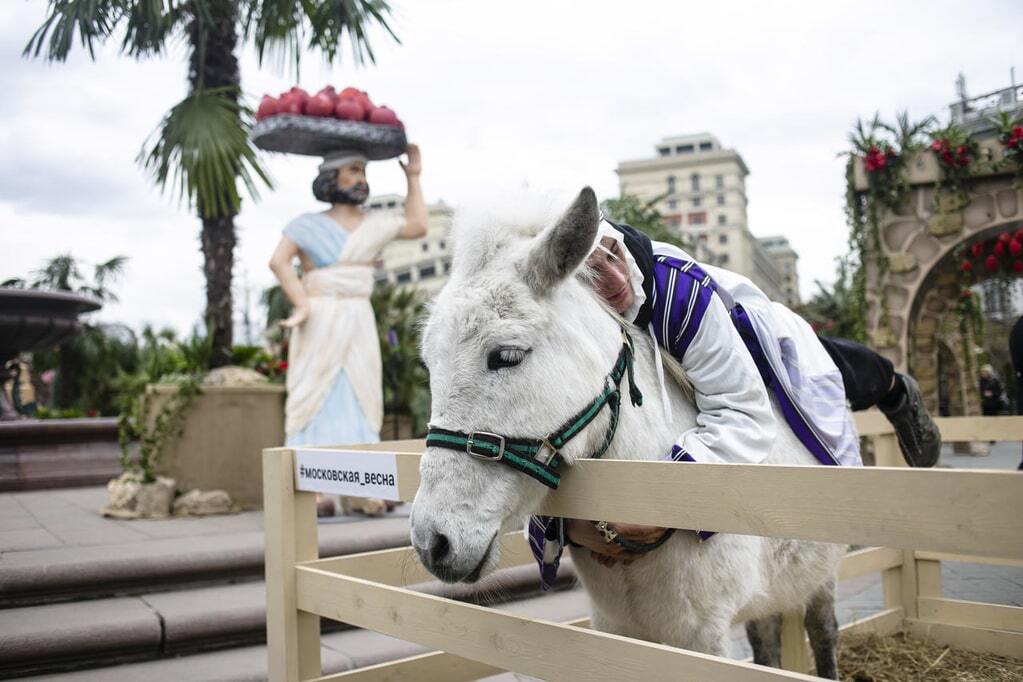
[1001,126,1023,154]
[863,145,896,173]
[961,230,1023,274]
[931,138,971,168]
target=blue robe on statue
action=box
[281,212,402,447]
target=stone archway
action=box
[853,140,1023,415]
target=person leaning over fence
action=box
[528,217,942,583]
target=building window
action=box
[717,194,725,205]
[717,214,727,226]
[439,240,446,250]
[658,147,670,157]
[687,212,707,225]
[719,233,728,244]
[374,272,389,285]
[719,254,730,265]
[666,175,676,193]
[699,141,712,151]
[666,215,682,228]
[691,173,700,192]
[676,144,694,154]
[387,200,397,208]
[667,199,677,210]
[692,196,701,208]
[421,242,429,252]
[443,259,452,274]
[419,264,436,279]
[715,175,724,189]
[395,269,412,284]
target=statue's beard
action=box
[330,182,370,205]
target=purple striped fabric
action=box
[528,515,562,590]
[651,256,716,359]
[730,304,840,466]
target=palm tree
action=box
[25,1,399,367]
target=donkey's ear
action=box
[523,187,599,295]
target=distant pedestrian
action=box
[1009,317,1023,470]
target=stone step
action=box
[0,561,577,678]
[23,589,588,682]
[0,508,415,607]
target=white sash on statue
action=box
[285,263,382,437]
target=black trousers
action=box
[818,337,896,412]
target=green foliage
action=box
[241,0,400,73]
[115,325,213,482]
[797,256,864,341]
[928,121,980,204]
[260,282,293,329]
[991,111,1023,177]
[600,193,691,251]
[139,88,271,220]
[371,282,430,435]
[9,252,128,300]
[841,111,933,343]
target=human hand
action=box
[565,518,656,568]
[399,143,421,177]
[280,304,309,328]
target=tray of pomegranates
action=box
[251,86,407,160]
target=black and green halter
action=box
[425,330,644,489]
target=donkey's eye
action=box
[487,347,530,370]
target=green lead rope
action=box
[425,331,644,489]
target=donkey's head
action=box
[411,187,622,583]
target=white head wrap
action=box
[591,217,672,423]
[319,150,368,173]
[591,217,647,323]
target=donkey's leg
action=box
[803,582,839,680]
[745,614,782,668]
[665,614,731,658]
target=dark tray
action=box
[251,115,407,160]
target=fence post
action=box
[780,609,811,674]
[264,448,321,682]
[873,432,920,620]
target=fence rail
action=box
[264,414,1023,681]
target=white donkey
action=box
[411,187,847,677]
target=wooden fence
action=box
[263,415,1023,681]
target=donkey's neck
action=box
[607,328,694,461]
[565,294,696,464]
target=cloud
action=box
[1,0,1020,338]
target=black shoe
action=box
[879,374,941,467]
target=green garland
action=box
[118,374,202,483]
[843,112,928,344]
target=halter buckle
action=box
[466,431,505,461]
[534,438,560,466]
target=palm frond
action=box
[2,278,27,288]
[94,255,129,290]
[24,0,127,62]
[120,0,190,57]
[139,87,273,219]
[879,110,934,153]
[242,0,399,71]
[31,253,82,291]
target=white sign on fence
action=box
[294,449,400,501]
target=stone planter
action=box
[146,381,285,509]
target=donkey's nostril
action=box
[429,533,450,563]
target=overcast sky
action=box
[1,1,1020,339]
